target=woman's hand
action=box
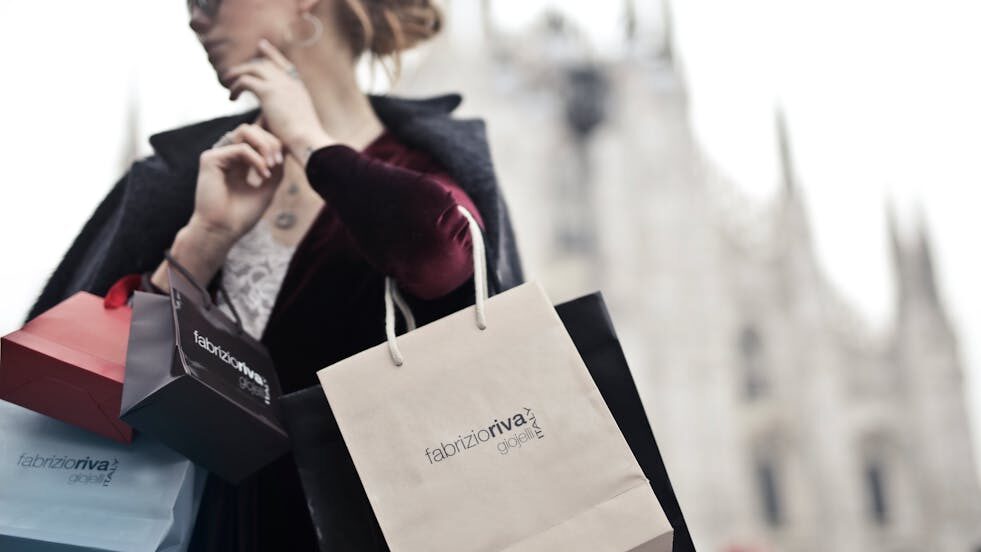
[222,39,332,163]
[149,122,284,292]
[190,121,285,244]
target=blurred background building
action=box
[390,2,981,550]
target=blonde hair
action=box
[336,0,443,82]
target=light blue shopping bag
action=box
[0,400,205,551]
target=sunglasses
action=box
[187,0,221,16]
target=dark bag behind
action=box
[281,291,695,551]
[121,262,290,483]
[280,386,388,551]
[556,292,695,551]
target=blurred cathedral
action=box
[392,2,981,550]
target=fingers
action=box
[228,74,265,102]
[226,123,284,166]
[223,60,274,85]
[224,40,295,86]
[202,143,272,184]
[226,143,271,181]
[258,38,293,71]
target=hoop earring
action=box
[284,12,323,48]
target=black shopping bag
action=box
[280,291,695,551]
[557,292,695,551]
[121,258,290,483]
[280,385,387,550]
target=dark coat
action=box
[26,92,524,323]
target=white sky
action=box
[1,0,979,473]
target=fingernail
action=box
[259,38,269,47]
[275,151,284,164]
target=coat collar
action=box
[137,90,516,293]
[25,91,521,322]
[147,93,464,172]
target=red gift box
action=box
[0,289,135,443]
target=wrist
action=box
[185,214,239,249]
[150,220,235,292]
[287,127,334,167]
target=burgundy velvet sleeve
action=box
[305,144,484,300]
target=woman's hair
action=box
[336,0,443,81]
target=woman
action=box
[27,0,523,549]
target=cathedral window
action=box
[864,459,890,525]
[755,456,784,527]
[739,325,767,400]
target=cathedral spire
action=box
[775,108,797,197]
[887,197,916,309]
[886,197,903,277]
[773,108,815,258]
[913,202,940,306]
[660,0,675,63]
[480,0,496,44]
[624,0,637,45]
[888,198,944,315]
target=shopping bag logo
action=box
[171,288,273,406]
[424,406,545,465]
[16,452,120,486]
[186,328,271,404]
[192,330,268,388]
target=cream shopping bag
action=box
[317,207,673,552]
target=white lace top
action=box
[216,219,297,340]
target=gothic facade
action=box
[395,3,981,550]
